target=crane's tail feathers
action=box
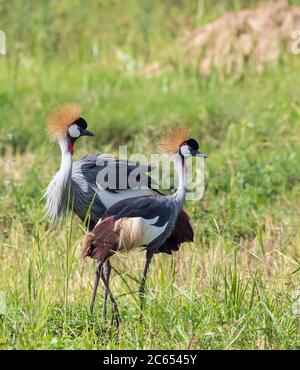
[81,216,120,262]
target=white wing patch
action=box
[117,216,169,251]
[95,187,156,209]
[142,216,168,245]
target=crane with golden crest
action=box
[82,127,207,325]
[44,103,195,323]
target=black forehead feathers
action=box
[72,117,87,129]
[186,138,199,151]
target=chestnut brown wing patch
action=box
[157,210,194,254]
[81,216,120,262]
[173,209,194,244]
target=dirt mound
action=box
[139,1,300,78]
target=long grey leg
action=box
[101,260,112,321]
[139,254,153,311]
[101,263,120,327]
[90,261,103,313]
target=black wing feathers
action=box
[103,196,172,227]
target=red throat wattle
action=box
[68,142,74,156]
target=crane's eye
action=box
[68,124,80,138]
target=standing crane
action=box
[44,102,155,227]
[44,103,194,321]
[81,128,206,324]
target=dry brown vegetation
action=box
[139,1,300,78]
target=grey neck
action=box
[172,153,187,208]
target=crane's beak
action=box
[191,149,208,158]
[80,128,95,137]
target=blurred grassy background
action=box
[1,0,300,349]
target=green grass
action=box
[1,0,300,349]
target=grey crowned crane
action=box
[44,104,194,320]
[44,102,155,227]
[82,128,206,323]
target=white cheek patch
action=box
[180,144,190,157]
[68,124,80,138]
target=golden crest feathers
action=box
[46,102,82,142]
[157,126,191,154]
